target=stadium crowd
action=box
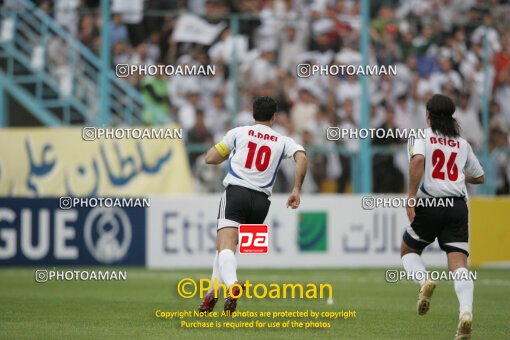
[40,0,510,194]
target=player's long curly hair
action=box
[426,94,460,138]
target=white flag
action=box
[172,14,226,45]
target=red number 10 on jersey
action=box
[245,141,272,171]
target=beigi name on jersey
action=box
[430,136,460,148]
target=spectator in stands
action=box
[336,74,361,115]
[188,110,213,167]
[145,31,161,63]
[278,24,307,72]
[37,0,51,15]
[129,43,155,66]
[140,71,172,125]
[290,87,320,134]
[178,90,201,131]
[454,92,483,149]
[301,126,324,191]
[77,14,98,50]
[204,92,229,140]
[430,57,463,93]
[337,98,358,192]
[372,108,404,193]
[112,40,130,65]
[110,13,129,46]
[112,0,145,46]
[471,13,501,57]
[494,35,510,124]
[489,101,506,130]
[490,125,510,195]
[167,55,202,108]
[55,0,80,37]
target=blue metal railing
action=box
[0,0,170,126]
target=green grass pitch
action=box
[1,268,508,339]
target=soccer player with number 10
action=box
[198,96,308,313]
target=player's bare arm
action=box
[204,141,230,164]
[287,151,307,209]
[465,174,484,184]
[407,154,425,223]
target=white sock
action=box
[453,267,473,317]
[218,249,237,288]
[207,251,223,294]
[402,253,427,286]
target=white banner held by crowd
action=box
[172,14,226,45]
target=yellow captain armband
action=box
[214,141,231,157]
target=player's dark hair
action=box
[426,94,460,138]
[253,96,277,122]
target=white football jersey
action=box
[221,124,305,196]
[408,128,484,199]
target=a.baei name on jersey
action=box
[248,130,279,142]
[430,136,460,148]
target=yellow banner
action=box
[470,198,510,268]
[0,125,193,196]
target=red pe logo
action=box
[239,224,269,254]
